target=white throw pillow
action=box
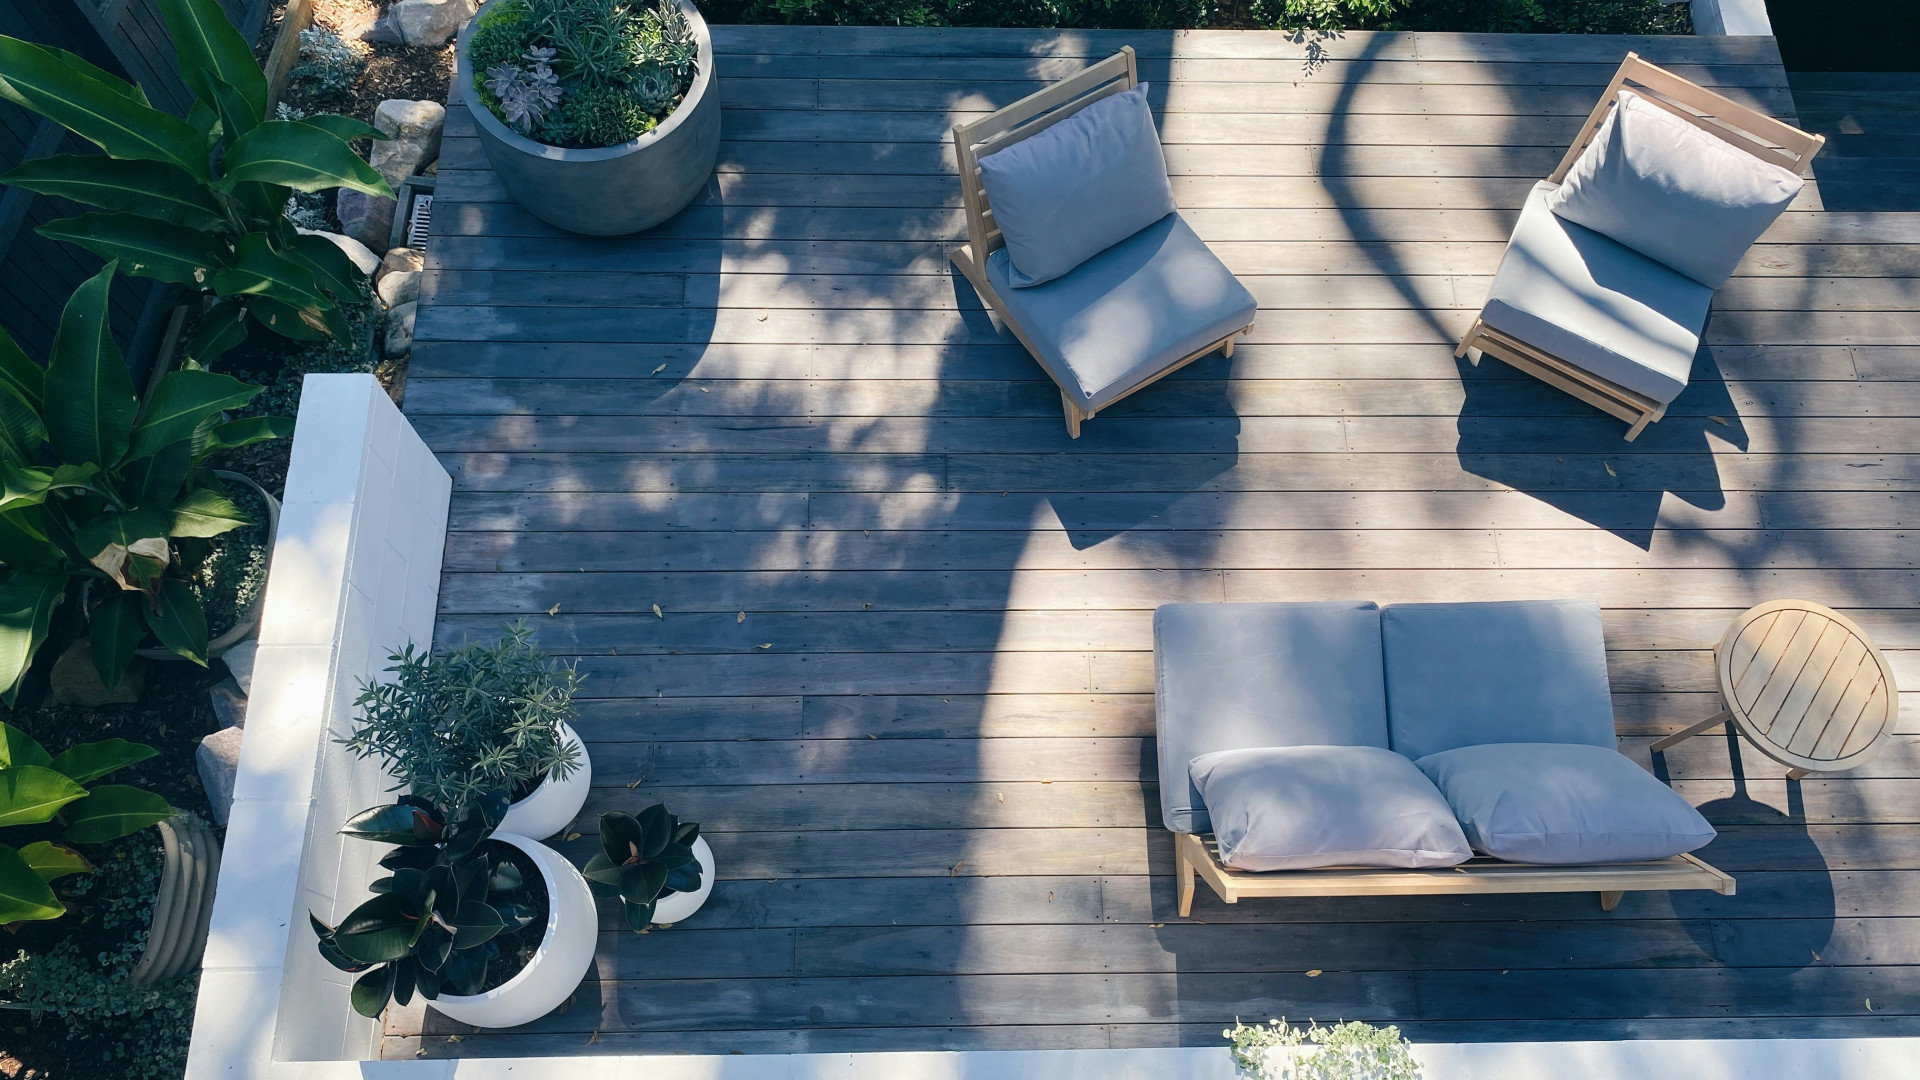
[1545,89,1803,289]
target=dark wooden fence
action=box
[0,0,269,365]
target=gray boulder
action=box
[379,247,425,280]
[49,640,140,705]
[371,99,446,189]
[221,637,257,696]
[385,301,418,358]
[390,0,476,47]
[336,190,397,252]
[197,727,244,828]
[377,268,421,309]
[208,677,248,730]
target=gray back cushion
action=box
[1153,601,1388,834]
[1545,89,1803,290]
[977,83,1177,288]
[1381,599,1616,760]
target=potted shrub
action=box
[0,265,291,706]
[583,804,713,929]
[455,0,720,235]
[310,791,596,1028]
[340,622,589,841]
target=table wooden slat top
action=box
[1718,599,1898,774]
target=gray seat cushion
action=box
[1416,742,1716,864]
[1546,89,1803,290]
[1190,745,1471,871]
[1154,601,1388,834]
[1381,599,1617,760]
[977,83,1178,288]
[1480,180,1711,406]
[986,213,1257,413]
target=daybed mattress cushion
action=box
[1416,742,1716,864]
[1190,745,1471,871]
[977,82,1177,288]
[1480,180,1711,406]
[1547,89,1803,290]
[1154,601,1389,835]
[986,213,1256,412]
[1381,599,1618,760]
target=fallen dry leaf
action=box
[445,1035,462,1043]
[1867,998,1874,1011]
[1812,949,1822,961]
[1305,969,1322,977]
[587,1030,600,1045]
[650,363,666,375]
[737,611,746,623]
[1047,891,1054,901]
[626,776,645,789]
[547,602,561,616]
[950,860,965,876]
[700,387,710,393]
[757,642,772,649]
[1603,461,1616,477]
[1710,415,1729,426]
[564,831,581,842]
[652,603,664,619]
[1149,923,1163,929]
[996,791,1005,803]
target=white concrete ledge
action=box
[1691,0,1774,36]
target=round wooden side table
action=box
[1651,599,1898,778]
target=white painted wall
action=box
[1692,0,1775,36]
[186,374,452,1077]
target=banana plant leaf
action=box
[218,121,392,198]
[42,263,137,468]
[0,569,67,704]
[168,485,248,538]
[87,591,143,689]
[39,212,230,289]
[47,738,157,784]
[0,766,89,827]
[0,36,207,177]
[17,840,90,882]
[0,843,64,924]
[128,368,261,461]
[0,156,227,229]
[143,577,208,664]
[0,723,51,768]
[58,784,173,843]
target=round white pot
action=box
[497,723,591,841]
[649,836,715,925]
[427,832,597,1029]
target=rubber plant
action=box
[0,262,291,703]
[582,803,700,930]
[0,0,392,357]
[0,722,173,925]
[310,791,540,1018]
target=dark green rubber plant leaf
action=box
[0,843,65,925]
[333,892,422,965]
[58,783,172,843]
[348,963,396,1019]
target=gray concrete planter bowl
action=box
[455,0,720,236]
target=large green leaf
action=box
[125,442,189,505]
[182,299,249,366]
[129,369,260,461]
[0,766,89,827]
[218,121,391,197]
[333,892,421,965]
[248,296,330,341]
[88,591,142,690]
[76,505,171,588]
[169,484,247,537]
[0,722,51,768]
[48,738,156,785]
[17,840,90,883]
[43,263,136,468]
[285,233,365,301]
[297,115,384,142]
[39,213,228,289]
[155,0,266,133]
[0,509,57,574]
[210,233,328,307]
[0,389,46,470]
[199,415,292,458]
[0,156,226,229]
[349,964,396,1019]
[0,323,43,411]
[144,577,207,665]
[0,569,66,704]
[59,784,172,843]
[0,844,65,925]
[0,36,207,177]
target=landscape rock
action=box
[336,190,397,252]
[221,637,257,696]
[389,0,477,48]
[377,268,421,309]
[385,300,418,358]
[49,639,141,705]
[208,676,248,730]
[379,247,425,281]
[296,227,379,276]
[361,14,404,44]
[371,99,446,189]
[197,727,244,828]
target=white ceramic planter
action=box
[649,836,714,925]
[497,723,591,841]
[426,832,596,1029]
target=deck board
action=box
[397,25,1920,1058]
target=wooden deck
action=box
[391,27,1920,1058]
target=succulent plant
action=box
[630,69,677,116]
[581,804,700,930]
[484,47,564,135]
[310,791,540,1018]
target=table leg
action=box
[1651,711,1734,754]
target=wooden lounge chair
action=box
[1156,600,1737,917]
[1455,53,1824,440]
[950,48,1257,438]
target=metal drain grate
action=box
[406,193,433,251]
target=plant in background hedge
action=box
[0,0,393,361]
[339,621,583,816]
[471,0,699,148]
[1225,1018,1420,1080]
[0,722,173,926]
[0,263,292,703]
[310,791,539,1017]
[582,804,700,930]
[288,26,367,101]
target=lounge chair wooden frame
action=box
[1455,52,1825,441]
[950,47,1253,438]
[1174,832,1736,917]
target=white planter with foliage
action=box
[498,722,591,841]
